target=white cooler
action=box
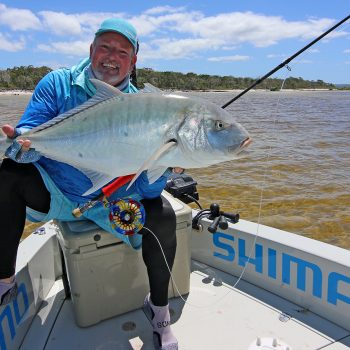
[55,192,192,327]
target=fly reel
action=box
[105,198,145,235]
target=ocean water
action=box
[0,90,349,249]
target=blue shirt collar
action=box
[71,57,135,96]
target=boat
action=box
[1,183,350,350]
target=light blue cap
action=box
[95,18,139,53]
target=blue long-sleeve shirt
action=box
[16,58,168,202]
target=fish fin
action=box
[29,80,123,135]
[141,83,163,93]
[126,141,177,190]
[147,166,169,184]
[89,79,124,96]
[0,132,8,159]
[81,170,117,196]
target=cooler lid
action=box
[56,192,191,250]
[55,219,123,250]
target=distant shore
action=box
[0,90,33,95]
[177,88,348,93]
[0,88,348,96]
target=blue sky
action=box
[0,1,349,84]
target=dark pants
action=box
[0,159,177,306]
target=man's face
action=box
[90,32,137,86]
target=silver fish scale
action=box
[1,89,250,193]
[27,94,197,175]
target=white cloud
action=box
[77,12,126,34]
[173,12,338,47]
[140,37,221,60]
[267,48,319,60]
[222,45,238,51]
[0,33,25,51]
[129,15,160,36]
[0,4,125,38]
[1,4,348,66]
[267,53,287,59]
[295,59,313,64]
[344,49,350,53]
[38,11,124,37]
[208,55,249,62]
[0,3,41,31]
[39,11,83,36]
[144,6,186,15]
[129,9,346,61]
[37,40,89,56]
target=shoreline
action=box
[173,88,348,93]
[0,90,33,95]
[0,88,348,96]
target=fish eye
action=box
[215,120,225,130]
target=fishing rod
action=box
[221,14,350,109]
[72,14,350,230]
[72,174,135,218]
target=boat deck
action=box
[20,260,350,350]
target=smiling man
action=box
[90,18,138,86]
[0,18,178,350]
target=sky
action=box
[0,1,349,84]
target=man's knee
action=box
[0,159,37,181]
[142,196,176,227]
[0,159,50,213]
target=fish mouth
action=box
[228,136,252,154]
[240,136,252,149]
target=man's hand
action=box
[2,124,39,163]
[2,124,31,151]
[172,167,185,174]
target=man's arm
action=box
[1,125,31,151]
[16,71,59,132]
[3,72,59,162]
[132,170,171,199]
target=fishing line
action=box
[143,223,348,349]
[102,15,350,312]
[213,73,291,294]
[143,225,240,309]
[181,14,350,308]
[97,14,350,345]
[144,73,289,308]
[221,14,350,109]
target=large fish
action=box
[0,80,252,195]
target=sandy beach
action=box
[0,88,342,96]
[0,90,33,95]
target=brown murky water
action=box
[1,90,349,249]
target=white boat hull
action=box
[1,194,349,349]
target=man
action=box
[0,18,178,350]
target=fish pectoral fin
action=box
[90,79,124,97]
[81,169,117,196]
[126,141,177,190]
[147,166,169,184]
[141,83,163,94]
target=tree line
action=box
[0,65,52,90]
[0,65,338,91]
[136,68,337,90]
